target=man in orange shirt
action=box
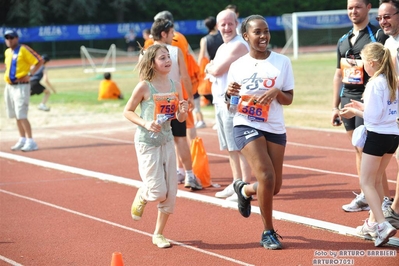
[98,72,123,100]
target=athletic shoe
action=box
[177,172,185,184]
[11,140,26,151]
[152,234,171,248]
[131,187,147,221]
[260,230,283,250]
[195,121,206,129]
[382,197,393,212]
[375,221,397,247]
[21,141,38,152]
[38,103,50,111]
[342,192,369,212]
[226,193,238,202]
[384,206,399,229]
[215,183,234,198]
[233,180,252,218]
[356,219,377,239]
[184,175,202,190]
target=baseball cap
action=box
[4,29,18,38]
[42,54,50,62]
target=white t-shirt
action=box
[384,35,399,75]
[227,52,295,134]
[363,74,399,135]
[211,35,249,105]
[167,45,180,83]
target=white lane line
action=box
[0,188,253,266]
[0,255,23,266]
[1,151,398,247]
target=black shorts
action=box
[171,119,186,137]
[340,96,364,131]
[30,80,45,95]
[363,131,399,156]
[233,125,287,150]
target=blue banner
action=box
[0,16,284,43]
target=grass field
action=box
[0,52,342,131]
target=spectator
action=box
[98,72,123,100]
[30,54,56,111]
[125,29,137,54]
[3,29,43,152]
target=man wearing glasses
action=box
[378,0,399,230]
[3,29,43,151]
[331,0,388,212]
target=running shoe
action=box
[260,230,283,250]
[233,180,251,218]
[184,175,203,190]
[38,103,50,111]
[356,219,377,239]
[11,140,26,151]
[342,192,369,212]
[215,183,234,198]
[152,234,171,248]
[375,221,397,247]
[382,197,393,212]
[225,193,238,202]
[384,206,399,229]
[195,121,206,129]
[177,172,185,184]
[131,187,147,221]
[21,140,38,152]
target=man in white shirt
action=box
[205,9,251,201]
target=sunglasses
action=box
[164,20,173,30]
[376,11,399,22]
[5,35,15,40]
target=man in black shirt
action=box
[331,0,388,212]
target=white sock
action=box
[185,170,194,178]
[26,138,34,144]
[241,185,250,199]
[19,137,26,143]
[178,168,185,175]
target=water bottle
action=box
[229,95,240,116]
[150,114,168,139]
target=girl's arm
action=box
[175,81,188,122]
[123,81,157,131]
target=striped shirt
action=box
[4,44,41,84]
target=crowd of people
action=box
[3,1,399,250]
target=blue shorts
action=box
[233,125,287,150]
[363,131,399,156]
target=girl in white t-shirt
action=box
[340,42,399,247]
[225,15,294,250]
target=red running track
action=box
[0,121,398,266]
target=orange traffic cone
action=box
[111,252,124,266]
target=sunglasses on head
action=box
[164,20,172,30]
[376,11,399,22]
[5,35,15,40]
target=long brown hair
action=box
[136,44,169,81]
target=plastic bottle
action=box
[229,95,240,116]
[150,114,168,139]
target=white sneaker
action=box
[375,221,397,247]
[342,192,369,212]
[11,140,26,151]
[38,103,50,111]
[356,219,377,239]
[215,183,234,198]
[195,121,206,129]
[21,141,38,152]
[226,193,238,202]
[382,197,393,212]
[177,172,185,184]
[184,175,202,190]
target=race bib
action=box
[237,95,270,122]
[340,58,364,84]
[153,92,179,120]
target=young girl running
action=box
[123,44,188,248]
[340,42,399,246]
